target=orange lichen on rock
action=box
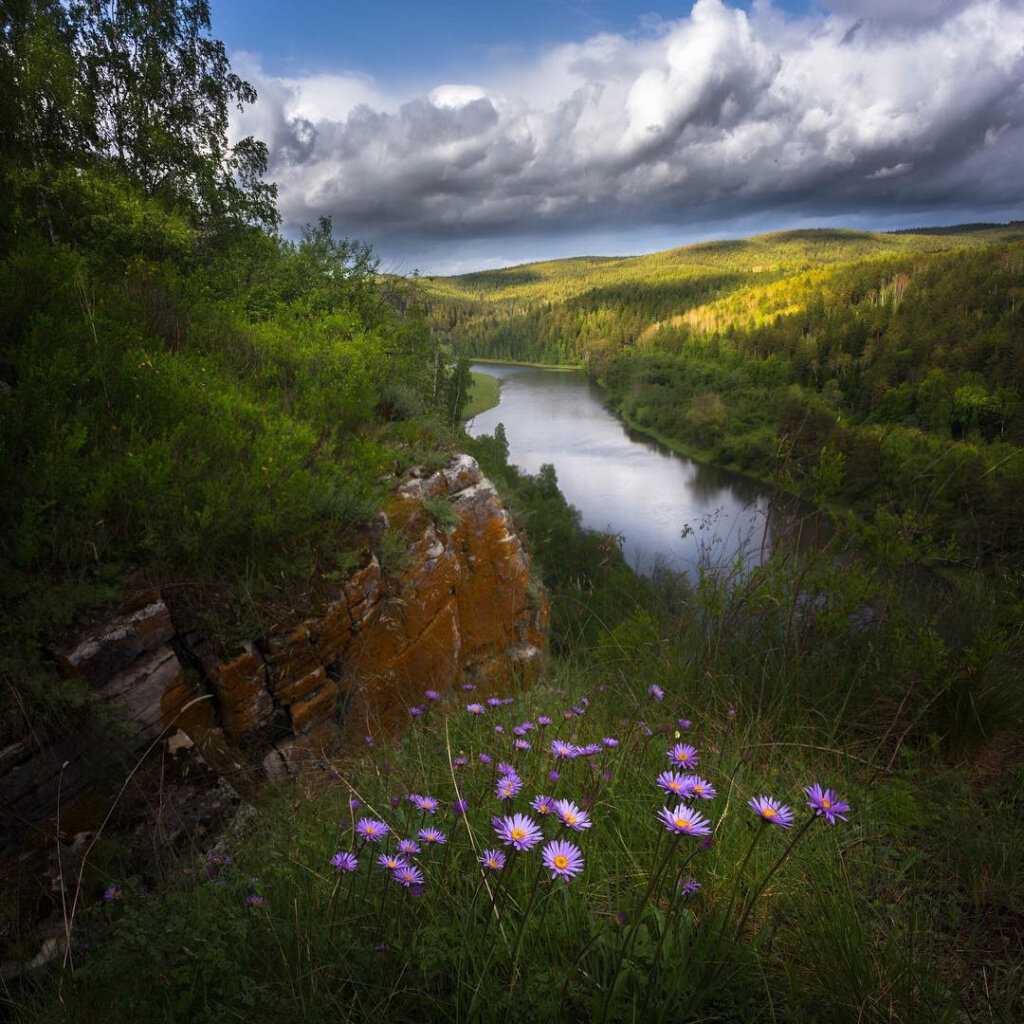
[7,455,549,852]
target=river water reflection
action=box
[467,363,827,577]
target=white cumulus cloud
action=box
[230,0,1024,249]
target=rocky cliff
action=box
[0,454,549,857]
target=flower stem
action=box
[734,814,816,939]
[639,844,701,1016]
[508,860,545,993]
[715,820,767,946]
[601,832,681,1024]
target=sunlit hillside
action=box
[419,225,1024,363]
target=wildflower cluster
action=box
[207,681,852,1012]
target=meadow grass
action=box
[463,370,502,419]
[12,542,1022,1023]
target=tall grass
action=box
[12,539,1022,1022]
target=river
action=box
[466,362,827,577]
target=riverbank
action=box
[469,356,584,371]
[463,369,501,418]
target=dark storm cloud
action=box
[232,0,1024,248]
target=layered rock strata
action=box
[0,454,548,854]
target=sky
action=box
[213,0,1024,274]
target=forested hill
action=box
[419,227,1024,563]
[420,225,1024,365]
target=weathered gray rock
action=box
[52,601,174,686]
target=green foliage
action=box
[0,10,471,742]
[463,368,501,419]
[1,0,277,233]
[423,230,1024,564]
[420,495,460,533]
[17,542,1023,1022]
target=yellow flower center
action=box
[762,807,777,817]
[822,798,831,809]
[674,817,691,830]
[511,828,526,841]
[365,825,377,833]
[669,782,681,791]
[554,854,569,869]
[565,813,577,824]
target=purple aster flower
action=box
[398,839,420,855]
[493,813,544,851]
[496,774,522,800]
[245,894,268,907]
[727,707,737,717]
[548,770,561,783]
[678,718,692,729]
[479,848,506,870]
[331,851,359,872]
[678,876,701,896]
[453,756,468,768]
[542,839,585,882]
[349,797,362,810]
[418,828,447,845]
[502,697,515,705]
[355,818,390,843]
[649,684,665,701]
[657,803,713,837]
[378,853,409,871]
[487,697,503,707]
[657,771,693,797]
[393,864,424,887]
[493,725,504,733]
[573,706,587,716]
[103,886,122,901]
[554,798,592,831]
[478,752,493,765]
[424,689,440,701]
[602,737,619,748]
[531,794,556,815]
[467,703,485,715]
[390,795,401,807]
[803,784,850,824]
[461,683,476,691]
[748,795,794,829]
[668,743,699,768]
[519,721,535,731]
[550,740,578,759]
[512,725,527,737]
[537,715,552,726]
[514,739,531,751]
[497,762,518,777]
[364,735,374,745]
[452,799,469,816]
[409,705,424,717]
[684,775,717,800]
[412,794,439,813]
[576,743,602,757]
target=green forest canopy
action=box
[419,226,1024,563]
